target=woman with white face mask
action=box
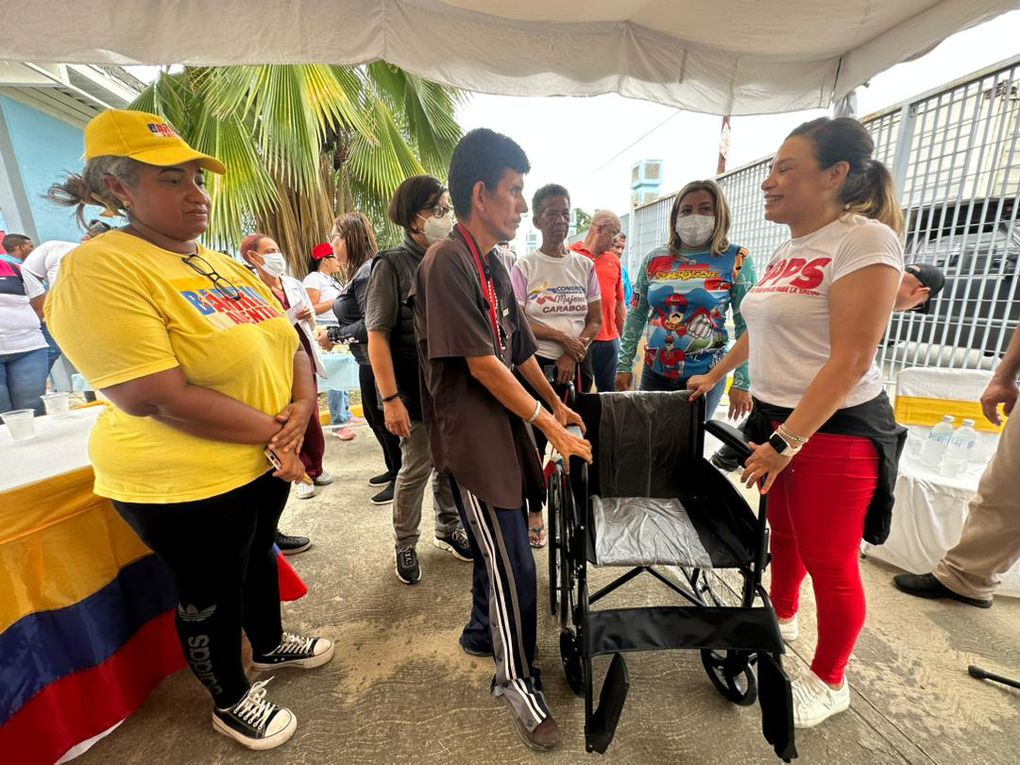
[242,233,333,507]
[365,176,471,584]
[617,180,756,421]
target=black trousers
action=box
[113,471,290,708]
[359,363,402,480]
[516,354,591,514]
[449,476,549,730]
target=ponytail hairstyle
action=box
[788,117,903,235]
[329,212,378,283]
[47,156,142,227]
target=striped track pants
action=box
[449,475,551,732]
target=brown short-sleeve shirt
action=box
[412,229,538,508]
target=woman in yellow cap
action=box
[45,110,333,751]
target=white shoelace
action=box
[269,632,315,657]
[231,678,277,730]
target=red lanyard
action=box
[458,224,505,355]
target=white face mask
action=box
[419,213,454,245]
[260,251,287,277]
[675,215,716,247]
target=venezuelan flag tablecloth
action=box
[0,406,306,763]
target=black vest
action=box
[373,237,427,419]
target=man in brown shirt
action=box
[413,128,591,751]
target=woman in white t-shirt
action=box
[511,183,602,547]
[0,260,48,414]
[688,117,905,729]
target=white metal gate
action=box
[628,55,1020,384]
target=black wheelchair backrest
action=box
[573,391,705,500]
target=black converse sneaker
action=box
[395,545,421,584]
[434,528,473,561]
[212,678,296,750]
[251,632,335,671]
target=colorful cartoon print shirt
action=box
[46,230,298,503]
[619,243,755,388]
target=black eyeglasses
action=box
[421,204,452,219]
[182,253,243,300]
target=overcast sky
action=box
[452,10,1020,250]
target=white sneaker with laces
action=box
[792,670,850,728]
[779,616,799,642]
[295,482,320,500]
[313,470,334,486]
[212,678,296,750]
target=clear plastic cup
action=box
[40,392,71,418]
[1,409,36,441]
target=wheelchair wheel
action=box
[700,649,758,706]
[560,628,585,696]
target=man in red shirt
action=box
[570,210,624,391]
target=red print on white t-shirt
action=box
[752,257,832,296]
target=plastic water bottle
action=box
[941,419,978,477]
[920,415,955,467]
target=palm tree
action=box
[131,63,462,271]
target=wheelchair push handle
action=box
[704,420,754,465]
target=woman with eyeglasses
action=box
[303,242,357,441]
[320,212,403,506]
[510,183,602,548]
[365,175,471,585]
[45,109,333,751]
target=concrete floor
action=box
[79,424,1019,764]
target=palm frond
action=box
[132,62,462,262]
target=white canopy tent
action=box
[4,0,1017,114]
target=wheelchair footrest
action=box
[586,653,630,754]
[585,606,783,656]
[758,652,798,761]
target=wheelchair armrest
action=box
[704,420,753,465]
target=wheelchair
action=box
[547,390,797,760]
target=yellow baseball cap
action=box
[84,109,226,174]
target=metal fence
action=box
[628,55,1020,385]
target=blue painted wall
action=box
[0,95,85,242]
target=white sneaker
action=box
[313,470,334,486]
[212,678,296,750]
[792,670,850,728]
[779,616,799,642]
[295,482,320,500]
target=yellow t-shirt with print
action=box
[45,231,298,503]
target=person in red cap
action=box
[303,241,359,441]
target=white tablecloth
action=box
[863,429,1020,598]
[72,352,361,393]
[0,406,102,492]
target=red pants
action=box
[767,430,879,685]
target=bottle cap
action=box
[943,415,954,422]
[963,419,975,427]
